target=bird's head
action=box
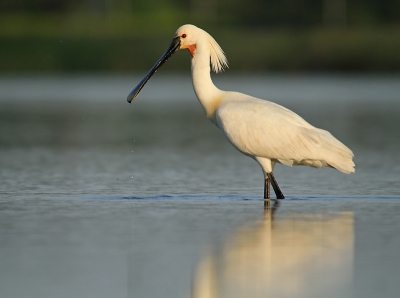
[174,24,200,58]
[127,24,227,103]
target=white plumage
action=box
[127,24,355,200]
[216,94,354,174]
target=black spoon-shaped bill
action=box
[127,36,181,103]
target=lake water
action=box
[1,73,400,298]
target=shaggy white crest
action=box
[203,29,229,73]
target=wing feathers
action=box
[216,96,355,173]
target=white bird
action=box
[127,24,355,200]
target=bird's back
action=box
[216,93,355,174]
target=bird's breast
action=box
[201,95,225,125]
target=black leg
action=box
[264,175,270,209]
[264,175,270,199]
[267,172,285,199]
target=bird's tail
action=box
[329,157,355,174]
[319,130,355,174]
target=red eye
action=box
[182,34,187,38]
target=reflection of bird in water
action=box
[127,24,355,200]
[190,208,354,298]
[264,198,280,210]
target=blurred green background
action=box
[0,0,399,72]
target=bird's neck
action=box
[191,47,224,122]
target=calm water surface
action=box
[0,74,400,297]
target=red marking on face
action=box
[188,44,196,57]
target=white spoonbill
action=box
[127,24,355,200]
